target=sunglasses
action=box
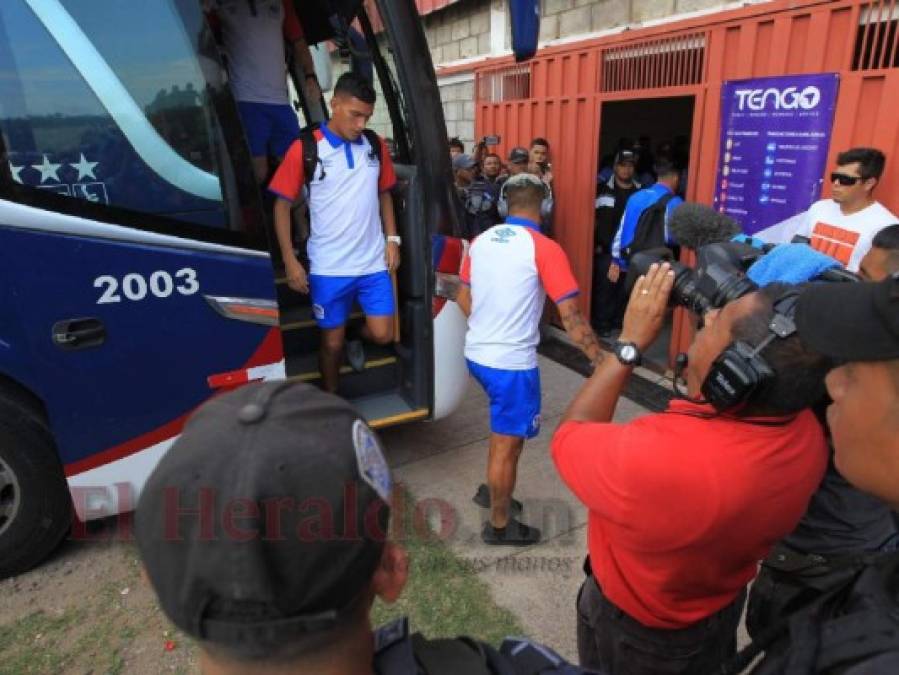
[830,172,863,186]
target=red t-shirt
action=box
[551,400,827,629]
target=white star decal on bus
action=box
[8,162,24,184]
[32,155,62,183]
[71,153,99,180]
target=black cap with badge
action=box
[796,273,899,362]
[614,150,637,166]
[135,382,392,653]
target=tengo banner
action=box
[713,73,840,236]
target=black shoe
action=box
[345,340,365,372]
[481,518,541,546]
[472,483,522,516]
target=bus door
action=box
[0,1,278,516]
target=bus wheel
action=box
[0,393,72,579]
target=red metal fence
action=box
[471,0,899,362]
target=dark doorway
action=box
[592,95,695,372]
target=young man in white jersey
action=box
[784,148,896,272]
[269,73,400,393]
[455,174,603,545]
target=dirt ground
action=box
[0,518,198,675]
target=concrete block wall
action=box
[423,0,493,66]
[421,0,747,153]
[541,0,729,40]
[440,78,477,150]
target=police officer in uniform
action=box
[454,153,500,238]
[591,150,641,337]
[135,382,597,674]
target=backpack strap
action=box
[299,126,319,190]
[648,193,676,225]
[362,128,383,165]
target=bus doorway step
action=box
[352,391,428,429]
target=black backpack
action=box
[623,192,676,260]
[298,124,382,188]
[719,551,899,675]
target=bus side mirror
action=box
[509,0,540,62]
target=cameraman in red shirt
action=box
[552,263,830,674]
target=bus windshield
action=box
[0,1,227,223]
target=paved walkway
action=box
[379,355,651,660]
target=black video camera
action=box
[627,240,859,316]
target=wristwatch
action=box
[386,235,402,246]
[613,341,642,367]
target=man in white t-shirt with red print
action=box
[269,73,400,394]
[456,174,603,546]
[796,147,897,272]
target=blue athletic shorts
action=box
[467,359,541,439]
[309,271,395,329]
[237,101,301,157]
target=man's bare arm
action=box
[291,38,316,79]
[379,191,398,238]
[560,263,674,426]
[456,284,472,317]
[273,198,296,263]
[274,198,308,293]
[557,298,603,367]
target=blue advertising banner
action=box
[713,73,839,235]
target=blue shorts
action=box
[237,101,301,157]
[309,271,395,329]
[467,359,541,439]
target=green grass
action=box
[371,487,523,645]
[0,608,82,674]
[0,489,521,672]
[0,546,158,675]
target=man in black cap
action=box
[135,382,591,674]
[740,275,899,673]
[591,149,641,338]
[454,153,499,238]
[506,146,531,177]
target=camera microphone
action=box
[669,203,742,250]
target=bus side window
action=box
[0,1,243,235]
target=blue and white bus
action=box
[0,0,472,576]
